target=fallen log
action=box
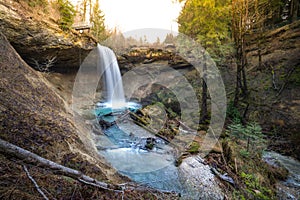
[0,139,180,198]
[0,138,122,192]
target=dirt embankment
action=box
[0,27,118,198]
[235,20,300,159]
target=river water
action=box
[94,105,224,199]
[263,151,300,199]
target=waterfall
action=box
[97,44,126,108]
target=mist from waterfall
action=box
[97,44,126,108]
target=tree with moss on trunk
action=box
[231,0,250,106]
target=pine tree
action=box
[57,0,76,31]
[90,0,107,41]
[163,33,175,44]
[177,0,232,122]
[177,0,232,61]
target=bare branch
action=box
[23,165,49,200]
[29,56,56,72]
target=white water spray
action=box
[97,44,126,108]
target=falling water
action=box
[97,44,126,108]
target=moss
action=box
[25,0,48,8]
[187,141,200,154]
[240,172,274,200]
[289,66,300,86]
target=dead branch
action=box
[276,66,296,97]
[0,138,122,192]
[23,165,49,200]
[209,127,227,167]
[29,56,56,72]
[0,139,181,199]
[176,119,197,133]
[271,69,279,90]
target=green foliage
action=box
[25,0,48,8]
[187,141,200,154]
[163,33,175,44]
[57,0,76,31]
[227,101,242,123]
[227,121,265,154]
[167,107,177,119]
[177,0,233,63]
[91,0,108,41]
[232,190,247,200]
[240,172,273,199]
[239,149,250,158]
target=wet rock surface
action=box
[263,151,300,199]
[178,156,224,199]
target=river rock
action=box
[179,156,224,199]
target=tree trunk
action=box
[234,64,242,106]
[83,0,87,22]
[241,37,248,97]
[200,53,208,123]
[292,0,299,22]
[89,0,92,23]
[234,41,243,106]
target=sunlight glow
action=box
[99,0,183,32]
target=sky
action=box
[99,0,183,41]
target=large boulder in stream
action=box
[179,156,224,199]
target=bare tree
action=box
[30,56,56,72]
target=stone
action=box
[145,137,156,150]
[179,156,224,199]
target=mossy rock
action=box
[222,140,236,163]
[187,141,200,154]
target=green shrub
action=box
[240,172,273,200]
[227,101,242,123]
[56,0,76,31]
[227,121,266,154]
[187,141,200,154]
[25,0,48,8]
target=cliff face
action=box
[0,0,96,72]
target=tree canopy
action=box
[177,0,232,61]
